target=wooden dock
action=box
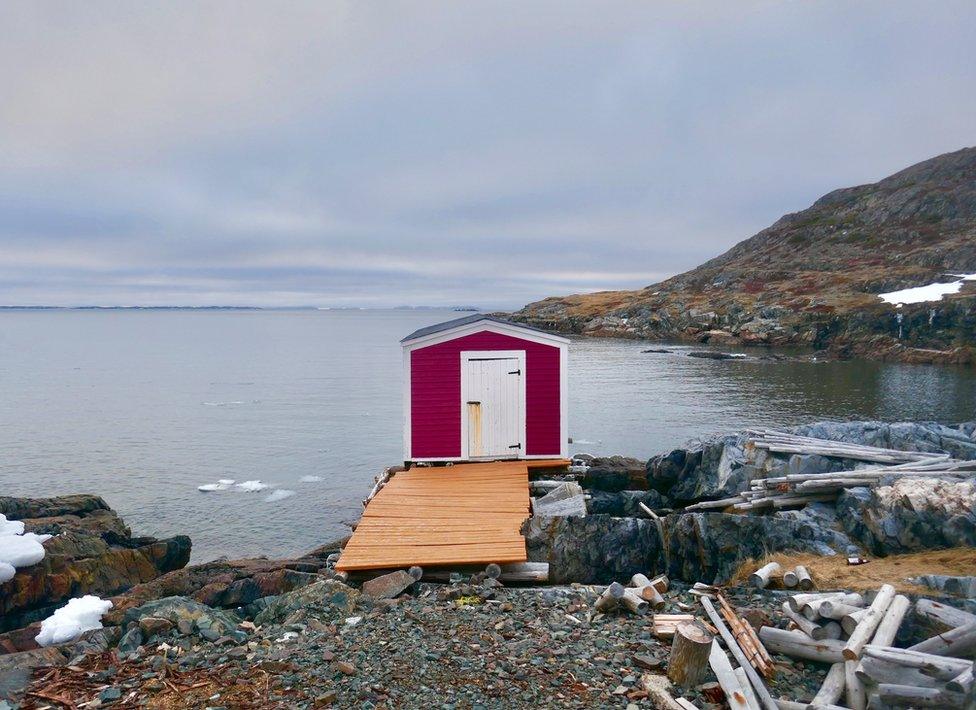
[335,460,568,572]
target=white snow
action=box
[236,480,268,492]
[0,562,15,584]
[879,273,976,305]
[264,489,295,502]
[35,595,113,647]
[0,514,52,582]
[298,475,323,483]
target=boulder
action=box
[522,514,662,584]
[837,476,976,555]
[361,570,418,600]
[582,456,647,491]
[0,495,191,633]
[254,579,359,626]
[664,512,853,585]
[122,597,242,641]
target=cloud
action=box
[1,1,974,307]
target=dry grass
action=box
[729,547,976,595]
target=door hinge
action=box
[509,443,522,449]
[508,369,521,375]
[466,401,481,405]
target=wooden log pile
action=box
[751,585,976,709]
[593,571,671,615]
[684,431,976,514]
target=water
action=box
[1,309,974,562]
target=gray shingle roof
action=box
[400,314,559,343]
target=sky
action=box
[2,2,975,309]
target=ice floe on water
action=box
[264,489,296,502]
[35,595,113,646]
[879,273,976,305]
[202,400,246,406]
[299,475,323,483]
[1,513,52,583]
[236,480,268,492]
[197,478,236,492]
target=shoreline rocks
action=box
[0,495,190,634]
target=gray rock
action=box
[254,579,359,626]
[117,627,143,655]
[0,646,67,702]
[361,570,418,600]
[664,512,852,584]
[909,575,976,598]
[122,597,241,642]
[523,514,661,584]
[532,483,587,518]
[837,475,976,555]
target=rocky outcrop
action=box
[522,515,661,584]
[513,147,976,363]
[0,495,191,633]
[664,509,854,584]
[103,554,334,626]
[587,490,669,516]
[646,420,976,505]
[837,476,976,556]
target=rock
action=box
[523,515,662,584]
[336,660,357,675]
[580,468,630,493]
[254,580,359,626]
[138,616,173,638]
[99,686,122,703]
[0,495,191,633]
[104,558,324,625]
[687,351,745,360]
[361,570,418,600]
[587,490,669,516]
[122,597,241,642]
[117,627,143,655]
[837,476,976,555]
[664,512,852,584]
[909,575,976,597]
[0,646,67,702]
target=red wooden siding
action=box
[411,331,561,458]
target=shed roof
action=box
[400,313,565,344]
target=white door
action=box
[463,357,522,459]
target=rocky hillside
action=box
[514,147,976,363]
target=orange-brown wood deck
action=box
[335,460,568,571]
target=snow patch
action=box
[236,480,268,492]
[264,489,296,502]
[298,475,323,483]
[1,514,52,581]
[35,595,113,647]
[879,273,976,306]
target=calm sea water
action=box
[2,309,974,562]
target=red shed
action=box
[402,314,569,463]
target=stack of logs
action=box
[760,587,975,709]
[594,572,669,615]
[684,431,976,514]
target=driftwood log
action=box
[876,683,966,708]
[595,582,626,612]
[809,662,846,708]
[789,592,863,613]
[758,627,846,663]
[750,562,781,589]
[844,659,866,710]
[667,621,713,687]
[869,594,910,647]
[861,645,972,680]
[843,584,896,660]
[908,621,976,659]
[914,598,976,634]
[819,601,864,621]
[708,640,752,710]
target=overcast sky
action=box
[2,2,975,308]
